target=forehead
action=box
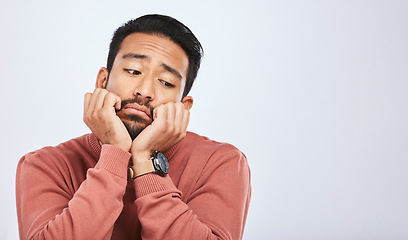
[115,33,189,78]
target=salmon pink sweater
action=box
[16,132,251,239]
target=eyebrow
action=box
[121,53,183,80]
[122,53,148,60]
[161,63,183,80]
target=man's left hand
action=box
[130,102,190,163]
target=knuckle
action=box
[106,92,115,99]
[167,124,175,133]
[179,131,186,139]
[91,112,99,120]
[86,112,93,120]
[176,102,183,108]
[96,111,105,119]
[159,122,168,133]
[156,105,164,111]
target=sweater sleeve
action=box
[133,147,251,240]
[16,145,131,240]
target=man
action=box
[16,14,251,240]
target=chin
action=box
[122,120,149,140]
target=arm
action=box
[17,88,133,239]
[16,144,131,240]
[134,147,251,240]
[129,101,251,239]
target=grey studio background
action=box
[1,0,407,239]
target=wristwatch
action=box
[128,150,169,179]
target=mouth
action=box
[121,103,152,119]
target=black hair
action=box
[107,14,203,98]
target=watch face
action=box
[154,152,169,174]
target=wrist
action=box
[131,151,152,164]
[128,150,169,179]
[97,136,131,152]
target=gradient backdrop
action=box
[1,0,407,239]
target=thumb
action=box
[114,96,121,110]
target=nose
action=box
[134,76,154,101]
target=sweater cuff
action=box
[95,144,131,179]
[134,174,177,198]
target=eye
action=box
[125,69,141,75]
[159,80,175,88]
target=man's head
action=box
[107,14,203,98]
[95,14,203,140]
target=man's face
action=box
[96,33,190,139]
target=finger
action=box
[166,103,178,134]
[87,88,102,115]
[103,92,121,111]
[166,102,176,123]
[153,104,168,127]
[173,102,185,130]
[114,96,121,110]
[93,88,108,112]
[83,92,92,116]
[181,109,190,134]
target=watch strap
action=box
[128,159,155,179]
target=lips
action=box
[122,103,152,119]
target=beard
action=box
[117,97,154,140]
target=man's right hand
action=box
[83,88,132,152]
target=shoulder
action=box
[182,132,248,171]
[18,134,96,170]
[184,132,243,152]
[184,131,245,156]
[181,132,251,199]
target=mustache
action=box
[119,97,154,118]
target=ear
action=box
[181,96,193,110]
[96,67,109,88]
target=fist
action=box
[130,102,190,163]
[83,88,132,152]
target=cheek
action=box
[105,75,131,95]
[155,94,177,106]
[176,90,183,101]
[172,85,186,102]
[154,89,183,106]
[105,80,118,94]
[174,80,186,101]
[155,81,186,104]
